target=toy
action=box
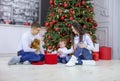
[30,38,40,52]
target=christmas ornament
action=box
[61,16,65,20]
[45,22,49,27]
[52,20,56,24]
[83,25,87,29]
[67,24,71,27]
[48,35,52,40]
[81,1,86,5]
[63,3,68,8]
[50,0,53,5]
[55,27,60,32]
[75,3,79,7]
[70,17,73,20]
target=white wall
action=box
[93,0,120,59]
[112,0,120,59]
[0,24,30,55]
[0,24,46,56]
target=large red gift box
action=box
[45,53,58,64]
[99,46,111,60]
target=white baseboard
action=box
[0,53,16,57]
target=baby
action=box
[57,39,70,64]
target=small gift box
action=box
[93,52,99,61]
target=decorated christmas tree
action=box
[43,0,98,52]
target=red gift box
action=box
[31,61,45,65]
[93,52,99,61]
[45,53,58,64]
[99,46,111,60]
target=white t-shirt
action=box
[17,30,44,54]
[58,47,69,58]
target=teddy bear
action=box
[30,38,40,53]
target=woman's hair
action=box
[72,22,85,42]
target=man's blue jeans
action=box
[17,50,44,62]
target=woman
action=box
[65,22,96,66]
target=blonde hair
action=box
[59,39,67,45]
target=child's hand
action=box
[57,51,63,55]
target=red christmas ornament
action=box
[59,9,63,13]
[70,17,73,20]
[83,25,87,29]
[90,8,94,12]
[91,25,95,29]
[50,21,53,26]
[48,35,52,40]
[45,22,49,27]
[4,20,10,24]
[51,4,54,8]
[88,18,93,22]
[70,10,75,15]
[55,27,60,32]
[63,3,68,7]
[81,1,86,5]
[67,24,71,28]
[61,16,65,20]
[52,20,56,24]
[24,22,30,26]
[49,0,53,5]
[75,3,79,7]
[69,8,73,11]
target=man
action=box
[8,22,44,65]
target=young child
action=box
[8,22,44,65]
[57,39,70,64]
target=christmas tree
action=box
[43,0,98,52]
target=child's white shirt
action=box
[58,47,69,58]
[17,30,44,54]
